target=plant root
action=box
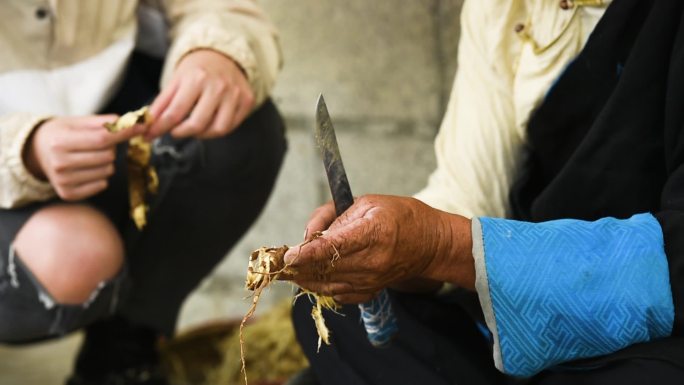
[104,106,157,229]
[240,231,342,384]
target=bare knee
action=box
[13,204,123,304]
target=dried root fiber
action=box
[240,234,340,385]
[206,299,308,385]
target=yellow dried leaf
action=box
[104,106,157,230]
[147,168,159,194]
[104,106,152,133]
[131,205,148,230]
[311,302,330,351]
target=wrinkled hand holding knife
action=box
[314,94,399,347]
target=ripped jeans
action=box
[0,52,286,343]
[0,245,124,343]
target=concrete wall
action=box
[177,0,463,330]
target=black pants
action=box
[293,290,684,385]
[0,52,287,341]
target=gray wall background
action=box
[178,0,464,329]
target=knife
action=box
[314,94,398,347]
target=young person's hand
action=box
[146,49,255,141]
[24,115,145,201]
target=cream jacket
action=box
[415,0,610,218]
[0,0,281,208]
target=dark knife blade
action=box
[313,94,399,347]
[315,94,354,216]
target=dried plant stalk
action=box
[240,234,340,385]
[104,106,158,229]
[240,246,290,385]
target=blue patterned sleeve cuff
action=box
[472,213,674,377]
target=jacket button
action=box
[560,0,573,10]
[514,23,525,33]
[35,7,49,19]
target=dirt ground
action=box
[0,334,81,385]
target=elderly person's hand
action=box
[146,49,255,141]
[282,194,476,304]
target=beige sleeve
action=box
[413,0,523,219]
[0,113,55,209]
[160,0,282,106]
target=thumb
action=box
[303,201,337,241]
[283,244,301,265]
[86,114,121,127]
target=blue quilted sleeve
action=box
[472,213,674,377]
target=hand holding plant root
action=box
[241,194,476,384]
[283,195,476,300]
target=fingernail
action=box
[283,246,299,264]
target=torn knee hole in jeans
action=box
[6,245,121,312]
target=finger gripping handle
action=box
[358,289,398,347]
